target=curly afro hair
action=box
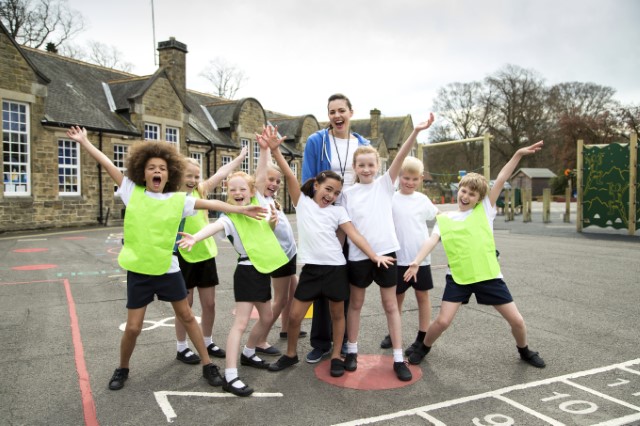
[125,141,185,193]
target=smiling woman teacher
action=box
[301,93,370,363]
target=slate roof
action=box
[511,168,557,179]
[185,91,236,148]
[23,47,140,135]
[321,115,412,150]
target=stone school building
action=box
[1,24,418,233]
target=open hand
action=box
[403,262,419,282]
[177,232,195,251]
[415,113,435,132]
[373,255,396,269]
[243,205,268,220]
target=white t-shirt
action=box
[329,135,356,188]
[294,193,350,265]
[256,192,297,260]
[117,177,196,273]
[432,196,502,279]
[342,173,400,261]
[216,215,251,266]
[393,191,439,266]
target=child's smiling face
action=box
[457,185,481,211]
[182,163,201,193]
[353,152,379,184]
[313,177,342,208]
[227,175,254,206]
[398,171,422,195]
[144,157,168,193]
[264,169,282,198]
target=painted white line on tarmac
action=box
[563,378,640,411]
[154,390,283,423]
[494,394,564,425]
[333,358,640,426]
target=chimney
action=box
[157,37,187,99]
[370,108,381,139]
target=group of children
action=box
[66,112,546,397]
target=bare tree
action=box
[0,0,84,49]
[199,57,247,99]
[618,105,639,135]
[85,40,133,72]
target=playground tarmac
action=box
[1,202,639,426]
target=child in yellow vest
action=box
[178,171,288,397]
[174,148,247,365]
[404,141,546,369]
[65,126,265,391]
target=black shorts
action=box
[295,264,349,302]
[176,251,219,290]
[442,275,514,305]
[233,264,271,302]
[347,252,397,289]
[126,270,188,309]
[396,265,434,294]
[270,254,297,278]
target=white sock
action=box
[243,346,262,361]
[203,336,213,347]
[177,340,189,353]
[224,368,245,389]
[347,341,358,354]
[393,349,404,363]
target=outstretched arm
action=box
[339,221,395,268]
[489,140,544,206]
[178,221,225,251]
[200,147,247,195]
[387,113,435,183]
[66,126,123,186]
[259,125,302,206]
[194,198,267,219]
[403,232,441,282]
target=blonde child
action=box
[379,157,439,356]
[258,126,394,378]
[65,126,265,391]
[342,114,434,381]
[174,148,247,364]
[252,131,305,356]
[404,141,546,369]
[178,171,288,396]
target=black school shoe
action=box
[202,363,223,386]
[520,349,546,368]
[330,358,346,377]
[207,343,226,358]
[344,353,358,371]
[408,343,431,365]
[393,361,413,381]
[240,353,270,369]
[108,368,129,390]
[222,377,254,397]
[176,348,201,365]
[380,335,392,349]
[404,341,422,356]
[267,355,299,372]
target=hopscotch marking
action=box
[118,316,201,332]
[154,391,283,423]
[333,358,640,426]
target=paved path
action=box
[0,205,638,425]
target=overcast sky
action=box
[66,0,639,142]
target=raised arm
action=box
[200,147,248,195]
[194,198,267,220]
[489,140,544,206]
[387,113,434,183]
[339,221,395,268]
[403,232,441,282]
[66,126,123,186]
[259,125,301,206]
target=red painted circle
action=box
[314,354,422,390]
[12,248,49,253]
[11,264,58,271]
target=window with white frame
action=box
[220,155,232,194]
[113,144,128,193]
[190,152,203,172]
[144,123,160,141]
[291,162,298,179]
[58,139,80,195]
[240,139,250,174]
[2,100,30,195]
[166,126,179,148]
[253,139,260,171]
